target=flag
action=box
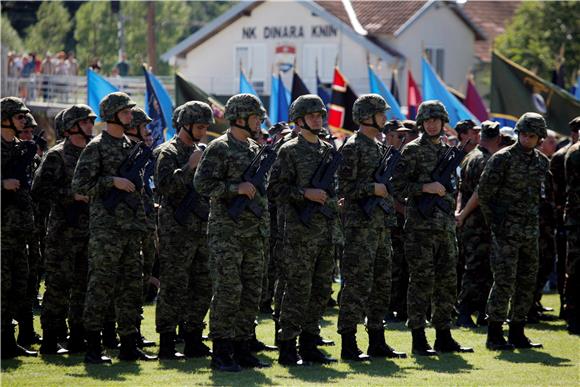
[269,72,290,123]
[291,70,310,102]
[407,69,422,120]
[143,65,174,145]
[269,73,279,125]
[490,50,580,135]
[422,57,479,126]
[390,69,400,105]
[239,70,268,130]
[368,65,405,120]
[315,62,330,107]
[575,72,580,100]
[328,66,358,136]
[464,76,489,122]
[174,73,227,139]
[87,68,118,122]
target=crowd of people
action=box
[1,92,578,373]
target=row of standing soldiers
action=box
[1,93,579,371]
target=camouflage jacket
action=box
[478,142,549,236]
[550,143,570,220]
[458,145,491,228]
[391,134,456,232]
[71,130,147,232]
[1,137,34,233]
[155,136,208,232]
[193,130,268,238]
[31,139,89,236]
[564,141,580,226]
[338,132,395,228]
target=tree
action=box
[1,14,23,52]
[24,1,72,55]
[495,1,580,89]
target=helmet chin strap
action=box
[70,123,94,142]
[4,116,23,135]
[107,112,130,131]
[362,115,384,132]
[299,118,321,135]
[233,117,259,138]
[184,124,201,142]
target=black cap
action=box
[455,119,478,135]
[384,119,404,133]
[569,116,580,132]
[480,120,500,139]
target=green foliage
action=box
[1,14,23,52]
[24,1,72,55]
[496,1,580,88]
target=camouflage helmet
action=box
[54,108,67,139]
[224,93,265,121]
[23,113,38,128]
[130,107,152,129]
[177,101,215,128]
[289,94,327,122]
[415,100,449,128]
[1,97,30,119]
[172,104,186,130]
[63,104,97,131]
[514,112,547,138]
[99,92,136,122]
[352,94,390,125]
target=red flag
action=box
[328,66,358,137]
[464,76,489,122]
[407,69,422,120]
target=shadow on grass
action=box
[413,353,475,373]
[208,367,274,386]
[41,353,85,367]
[65,361,142,381]
[496,349,573,367]
[286,362,349,382]
[346,358,408,378]
[526,321,568,332]
[0,358,23,371]
[158,357,210,373]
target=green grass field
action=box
[2,293,578,386]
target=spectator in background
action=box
[41,52,55,101]
[115,53,129,77]
[89,58,102,73]
[67,51,78,76]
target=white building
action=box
[162,0,486,103]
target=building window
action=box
[234,45,266,94]
[425,47,445,80]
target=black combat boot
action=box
[274,320,280,347]
[84,330,112,364]
[507,322,543,349]
[102,321,119,349]
[233,339,271,368]
[340,330,370,361]
[16,313,42,346]
[315,334,335,346]
[486,321,515,351]
[39,329,69,355]
[136,321,155,348]
[249,331,277,352]
[367,329,407,358]
[278,337,303,366]
[434,328,474,353]
[2,326,38,359]
[456,307,477,328]
[157,332,185,360]
[476,311,488,327]
[118,333,157,361]
[298,332,337,364]
[211,339,242,372]
[411,328,437,356]
[67,324,87,353]
[183,329,211,358]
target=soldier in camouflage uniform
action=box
[194,93,270,371]
[392,100,473,356]
[268,95,337,366]
[72,92,157,364]
[479,113,549,350]
[155,101,213,360]
[33,105,95,355]
[337,94,406,361]
[455,121,503,328]
[1,97,38,358]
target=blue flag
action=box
[87,68,118,122]
[421,57,479,127]
[269,73,279,125]
[277,74,289,122]
[368,66,406,120]
[317,74,330,107]
[240,70,268,129]
[143,66,175,145]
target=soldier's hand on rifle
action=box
[338,197,345,208]
[455,210,465,227]
[374,183,388,198]
[188,150,203,169]
[113,177,136,192]
[304,188,327,205]
[74,193,89,203]
[423,181,446,197]
[2,178,20,191]
[238,182,256,199]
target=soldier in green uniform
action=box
[269,95,337,366]
[155,101,213,360]
[392,100,473,356]
[72,92,157,364]
[337,94,406,361]
[1,97,38,359]
[34,105,95,355]
[194,93,270,371]
[479,112,549,350]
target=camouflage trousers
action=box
[141,231,157,299]
[209,231,264,340]
[405,229,457,330]
[278,231,333,340]
[389,225,408,318]
[564,226,579,321]
[1,230,29,331]
[83,227,143,337]
[338,226,392,333]
[156,222,211,334]
[40,228,89,332]
[487,232,539,323]
[533,225,556,305]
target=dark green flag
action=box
[491,50,580,135]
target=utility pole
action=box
[147,1,157,72]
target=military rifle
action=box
[3,140,37,205]
[174,144,209,225]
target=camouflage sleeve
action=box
[71,140,113,197]
[31,150,65,202]
[391,146,422,202]
[267,156,283,201]
[338,141,374,200]
[193,141,238,200]
[155,148,191,197]
[272,145,304,205]
[477,152,507,222]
